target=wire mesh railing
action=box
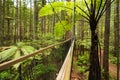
[56,39,75,80]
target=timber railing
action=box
[0,38,71,70]
[56,39,75,80]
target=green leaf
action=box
[39,2,64,17]
[34,64,47,75]
[39,1,90,18]
[0,71,12,79]
[0,46,17,62]
[47,64,57,72]
[21,46,36,55]
[54,20,71,38]
[16,42,25,48]
[13,50,21,69]
[21,47,28,55]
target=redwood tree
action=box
[30,0,33,39]
[114,0,119,79]
[0,0,2,46]
[103,0,111,80]
[41,0,46,34]
[34,0,39,39]
[15,0,19,42]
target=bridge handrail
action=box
[0,38,71,70]
[56,39,75,80]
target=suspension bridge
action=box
[0,37,81,80]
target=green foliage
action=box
[39,1,90,17]
[28,33,57,48]
[109,53,119,64]
[40,33,56,46]
[109,74,115,80]
[77,53,89,73]
[13,50,21,69]
[39,2,64,16]
[33,63,56,76]
[81,39,91,49]
[0,71,13,79]
[47,64,57,72]
[21,45,36,55]
[0,42,36,69]
[34,64,47,75]
[0,46,17,62]
[76,38,91,49]
[54,20,72,38]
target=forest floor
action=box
[99,50,120,79]
[71,50,120,80]
[71,66,83,80]
[71,57,86,80]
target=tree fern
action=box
[54,20,71,38]
[0,42,36,69]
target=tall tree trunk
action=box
[77,18,84,54]
[88,1,101,79]
[18,65,22,80]
[15,0,19,43]
[30,0,33,39]
[6,0,11,45]
[41,0,46,34]
[52,0,56,34]
[80,20,84,41]
[23,0,26,41]
[79,18,84,54]
[89,23,101,80]
[34,0,38,39]
[0,0,4,46]
[19,0,22,41]
[103,0,111,80]
[2,0,6,45]
[11,1,14,44]
[52,14,55,34]
[47,15,50,33]
[114,0,119,79]
[114,0,119,53]
[0,0,2,46]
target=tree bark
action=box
[79,18,84,54]
[19,0,22,41]
[41,0,46,34]
[114,0,119,79]
[2,0,5,45]
[23,0,27,41]
[30,0,33,39]
[34,0,38,39]
[89,24,101,80]
[0,0,2,46]
[6,0,11,45]
[103,0,111,80]
[88,2,101,78]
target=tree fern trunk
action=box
[89,30,101,80]
[18,65,22,80]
